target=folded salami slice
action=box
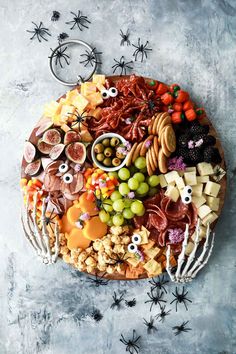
[160,196,188,221]
[149,209,168,231]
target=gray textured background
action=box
[0,0,236,353]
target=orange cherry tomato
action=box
[171,112,185,124]
[161,92,174,105]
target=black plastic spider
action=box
[107,252,130,267]
[90,309,103,322]
[125,298,136,308]
[51,11,60,21]
[145,288,166,312]
[143,316,157,334]
[120,329,141,354]
[38,207,58,234]
[110,291,124,310]
[27,22,51,42]
[149,275,169,294]
[120,29,131,46]
[49,46,70,68]
[155,305,171,323]
[172,321,192,336]
[87,272,110,287]
[213,166,225,182]
[132,38,152,62]
[66,11,91,31]
[170,286,192,312]
[69,110,94,132]
[94,196,113,213]
[58,32,69,42]
[80,48,102,67]
[112,56,133,76]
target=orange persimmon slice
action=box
[83,216,107,241]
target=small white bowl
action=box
[91,133,128,172]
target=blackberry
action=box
[203,146,222,163]
[190,122,209,135]
[188,148,202,163]
[177,148,190,162]
[178,134,190,148]
[203,135,216,146]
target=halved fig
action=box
[24,159,41,176]
[65,142,86,164]
[37,139,53,155]
[64,130,81,145]
[49,143,65,160]
[35,119,53,137]
[23,141,36,163]
[42,129,62,145]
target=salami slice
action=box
[160,196,188,221]
[149,209,168,231]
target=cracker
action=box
[150,145,158,170]
[158,148,168,173]
[146,150,153,176]
[156,112,169,134]
[126,142,137,166]
[140,135,153,156]
[153,136,159,160]
[158,114,171,135]
[149,147,156,171]
[132,142,143,163]
[164,125,176,152]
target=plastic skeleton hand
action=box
[166,219,215,283]
[21,192,60,264]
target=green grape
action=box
[99,210,110,223]
[103,199,113,212]
[147,175,160,187]
[135,208,146,217]
[128,177,139,190]
[110,190,122,201]
[134,157,146,170]
[108,171,118,179]
[140,167,147,174]
[136,182,149,195]
[131,200,145,214]
[119,182,130,196]
[133,172,145,182]
[118,167,130,181]
[135,192,148,198]
[107,219,114,226]
[113,199,125,212]
[148,187,158,197]
[112,214,124,226]
[123,208,134,219]
[123,198,133,208]
[129,165,138,175]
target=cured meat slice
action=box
[149,209,168,231]
[160,196,188,221]
[133,214,148,229]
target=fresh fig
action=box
[35,119,53,137]
[42,129,62,145]
[23,141,36,163]
[24,159,41,176]
[37,139,53,155]
[49,143,65,160]
[64,130,81,145]
[65,142,86,164]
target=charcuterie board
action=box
[20,75,227,281]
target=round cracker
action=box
[126,142,137,167]
[132,142,143,163]
[158,148,167,173]
[165,125,176,152]
[153,136,159,160]
[148,147,156,171]
[158,114,171,135]
[156,112,167,134]
[146,150,153,176]
[152,114,161,135]
[140,135,153,156]
[150,145,158,170]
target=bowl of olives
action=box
[91,133,128,171]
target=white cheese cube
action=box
[159,174,167,188]
[169,181,176,186]
[185,166,197,173]
[197,162,214,176]
[192,195,206,208]
[198,205,212,219]
[178,171,184,177]
[197,175,210,183]
[202,212,218,226]
[204,181,221,197]
[191,226,207,241]
[185,242,194,255]
[206,196,220,211]
[192,184,203,197]
[175,176,185,190]
[184,171,197,186]
[164,171,179,184]
[165,185,180,202]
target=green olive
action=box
[103,157,112,166]
[94,143,104,154]
[116,151,125,159]
[96,153,105,162]
[104,147,113,157]
[110,137,120,147]
[112,157,121,166]
[102,138,110,147]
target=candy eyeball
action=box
[63,173,73,184]
[132,233,141,245]
[108,87,118,97]
[183,185,192,195]
[59,163,69,173]
[101,89,110,99]
[128,243,138,253]
[181,194,192,204]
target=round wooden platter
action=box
[21,75,227,281]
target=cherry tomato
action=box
[185,109,197,121]
[169,83,181,93]
[146,80,158,90]
[171,112,185,124]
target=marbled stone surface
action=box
[0,0,236,353]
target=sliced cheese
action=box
[165,185,180,202]
[204,181,221,197]
[206,196,220,211]
[198,204,212,219]
[184,171,197,186]
[197,162,214,176]
[192,184,203,197]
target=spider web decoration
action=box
[51,11,60,21]
[112,56,133,76]
[120,330,141,354]
[49,46,70,69]
[170,286,192,312]
[80,48,102,67]
[120,29,131,46]
[66,10,91,31]
[27,22,51,42]
[172,321,192,336]
[132,38,152,62]
[58,32,69,42]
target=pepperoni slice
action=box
[160,196,188,221]
[149,209,168,231]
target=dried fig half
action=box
[23,141,37,163]
[42,129,62,145]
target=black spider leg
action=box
[125,298,136,307]
[149,275,169,294]
[112,56,133,76]
[87,272,110,287]
[145,288,167,312]
[143,316,157,334]
[120,29,131,46]
[172,321,192,336]
[27,22,51,42]
[66,11,91,31]
[170,286,192,312]
[79,48,102,67]
[155,305,171,323]
[110,291,124,309]
[132,38,152,62]
[120,330,140,354]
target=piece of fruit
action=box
[147,175,160,187]
[108,171,118,179]
[136,182,149,195]
[119,183,130,196]
[49,143,65,160]
[24,159,42,176]
[35,119,53,137]
[83,216,108,240]
[79,192,98,216]
[64,130,81,145]
[131,200,145,215]
[171,111,185,124]
[123,198,133,208]
[42,128,62,145]
[133,172,145,182]
[172,103,183,112]
[113,199,125,211]
[185,109,197,121]
[37,139,53,155]
[111,191,122,201]
[23,141,37,163]
[156,83,168,95]
[128,177,139,190]
[65,142,86,164]
[99,210,110,223]
[148,187,158,197]
[134,157,146,170]
[123,208,134,219]
[183,100,194,111]
[112,214,124,226]
[118,168,130,181]
[135,208,146,217]
[94,143,104,153]
[103,199,113,212]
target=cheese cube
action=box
[43,101,61,117]
[204,181,221,197]
[66,89,79,103]
[178,171,184,177]
[192,195,206,208]
[165,185,180,202]
[175,176,185,190]
[192,184,203,197]
[198,205,212,219]
[206,196,220,211]
[92,74,106,84]
[164,171,179,184]
[185,242,194,256]
[197,162,214,176]
[96,82,106,92]
[144,247,161,259]
[184,171,197,186]
[87,92,103,107]
[185,166,197,173]
[191,226,207,241]
[60,104,75,122]
[143,259,162,276]
[72,94,89,112]
[202,212,218,226]
[169,181,176,186]
[80,82,97,96]
[197,175,210,183]
[213,165,226,182]
[159,174,167,188]
[127,255,141,267]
